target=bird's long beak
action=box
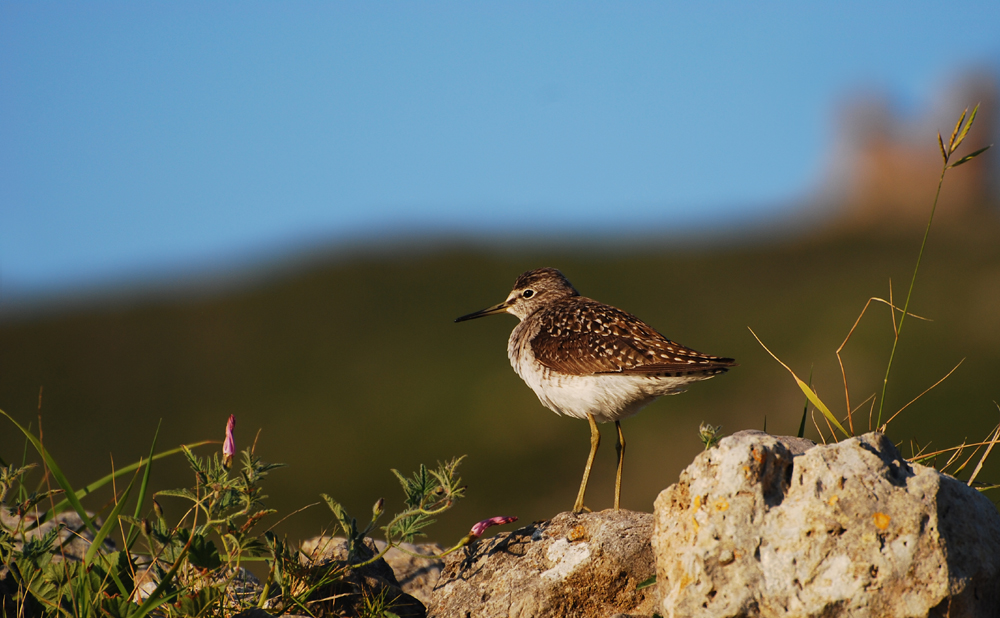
[455,300,510,323]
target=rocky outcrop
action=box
[0,510,116,564]
[653,430,1000,618]
[299,536,427,618]
[372,540,445,606]
[428,509,656,618]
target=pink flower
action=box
[439,515,520,557]
[222,414,236,468]
[469,515,517,539]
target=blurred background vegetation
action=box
[2,214,999,545]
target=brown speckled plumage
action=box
[531,296,734,377]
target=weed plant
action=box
[0,410,481,618]
[751,105,998,491]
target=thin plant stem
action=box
[877,165,946,427]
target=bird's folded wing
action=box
[530,303,734,376]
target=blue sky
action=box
[2,2,999,297]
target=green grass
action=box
[1,412,467,617]
[3,217,1000,545]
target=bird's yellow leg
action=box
[614,421,626,510]
[574,414,601,513]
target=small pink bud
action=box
[469,515,517,539]
[222,414,236,469]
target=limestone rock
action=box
[428,509,656,618]
[1,508,117,613]
[299,535,426,618]
[653,430,1000,618]
[0,509,116,563]
[372,540,446,606]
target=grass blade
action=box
[878,359,963,432]
[49,440,213,514]
[133,546,189,618]
[1,407,96,534]
[967,412,1000,487]
[83,473,137,597]
[949,145,992,168]
[127,421,162,550]
[797,367,813,438]
[948,107,967,150]
[136,422,160,519]
[951,103,979,152]
[85,474,135,567]
[749,329,850,438]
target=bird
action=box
[455,267,735,513]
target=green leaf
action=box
[387,511,434,543]
[182,444,203,474]
[428,457,465,497]
[84,550,137,601]
[321,493,353,538]
[19,525,60,568]
[154,488,199,501]
[188,534,222,570]
[392,464,436,508]
[948,144,992,168]
[176,586,222,617]
[112,549,137,593]
[101,594,144,618]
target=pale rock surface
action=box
[653,430,1000,618]
[428,509,656,618]
[372,540,446,606]
[299,535,426,618]
[0,510,116,563]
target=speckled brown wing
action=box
[529,297,736,376]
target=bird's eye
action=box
[522,289,535,298]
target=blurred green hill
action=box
[2,220,999,545]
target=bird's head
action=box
[455,267,579,322]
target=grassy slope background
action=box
[1,220,999,546]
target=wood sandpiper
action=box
[456,267,735,512]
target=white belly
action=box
[507,325,693,423]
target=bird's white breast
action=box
[507,320,693,423]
